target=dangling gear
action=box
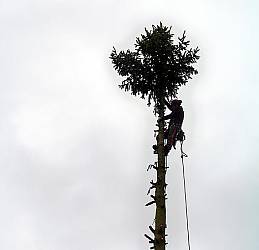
[152,145,158,154]
[152,130,185,154]
[152,144,169,156]
[176,129,185,142]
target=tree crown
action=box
[110,22,199,111]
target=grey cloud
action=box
[0,0,258,249]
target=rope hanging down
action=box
[180,138,191,250]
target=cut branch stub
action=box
[145,200,156,207]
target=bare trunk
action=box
[154,104,167,250]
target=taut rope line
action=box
[180,139,191,250]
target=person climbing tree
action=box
[110,22,199,250]
[164,99,184,152]
[153,99,184,155]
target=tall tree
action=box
[110,22,199,250]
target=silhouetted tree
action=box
[110,22,199,250]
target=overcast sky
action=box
[0,0,259,249]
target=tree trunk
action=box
[154,104,167,250]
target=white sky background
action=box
[0,0,258,249]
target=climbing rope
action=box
[180,139,191,250]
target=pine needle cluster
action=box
[110,22,199,110]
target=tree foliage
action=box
[110,22,199,111]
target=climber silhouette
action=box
[153,99,184,155]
